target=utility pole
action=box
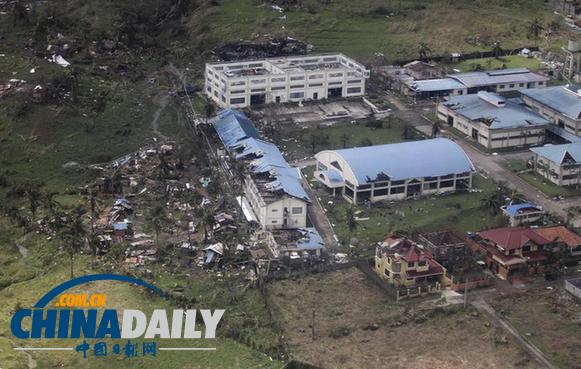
[311,310,316,341]
[464,277,469,309]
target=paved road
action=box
[385,93,581,219]
[300,177,339,251]
[472,298,558,369]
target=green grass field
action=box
[450,55,543,72]
[277,118,422,161]
[206,0,570,60]
[503,159,581,197]
[303,172,506,254]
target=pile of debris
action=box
[211,37,312,61]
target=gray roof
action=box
[521,85,581,120]
[531,143,581,164]
[448,68,549,88]
[407,78,465,92]
[444,92,549,129]
[327,138,474,184]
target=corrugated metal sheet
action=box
[213,109,260,149]
[448,68,549,88]
[531,142,581,164]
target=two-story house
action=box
[473,227,551,280]
[375,237,447,287]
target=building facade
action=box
[438,91,549,149]
[472,227,552,280]
[375,237,447,288]
[530,143,581,187]
[520,84,581,136]
[314,138,474,204]
[205,54,369,108]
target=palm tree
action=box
[196,207,216,242]
[491,42,503,59]
[43,191,61,217]
[59,206,87,278]
[344,206,359,249]
[147,204,168,249]
[204,102,216,124]
[341,132,350,148]
[418,42,432,60]
[527,18,544,46]
[480,192,504,215]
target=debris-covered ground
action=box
[489,286,581,369]
[269,268,541,369]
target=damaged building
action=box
[205,53,369,108]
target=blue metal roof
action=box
[295,228,325,250]
[444,92,549,129]
[503,203,542,217]
[521,85,581,120]
[113,222,128,231]
[531,142,581,164]
[320,169,344,183]
[447,68,548,88]
[408,78,465,92]
[211,109,311,202]
[213,109,260,149]
[328,138,475,184]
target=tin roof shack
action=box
[267,227,325,261]
[501,203,545,226]
[204,243,225,266]
[534,226,581,260]
[374,237,447,288]
[472,227,553,282]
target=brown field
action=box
[489,286,581,369]
[269,268,542,369]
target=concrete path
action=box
[472,298,558,369]
[300,178,339,251]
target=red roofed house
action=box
[375,237,447,287]
[533,226,581,259]
[473,227,551,281]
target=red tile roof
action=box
[382,237,433,262]
[479,227,550,251]
[533,226,581,248]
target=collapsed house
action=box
[266,227,325,260]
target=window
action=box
[330,161,342,171]
[347,79,361,84]
[291,207,303,215]
[290,84,304,89]
[250,88,265,92]
[309,74,324,79]
[290,76,304,81]
[271,209,278,213]
[347,87,361,94]
[230,89,245,94]
[251,79,266,84]
[229,97,245,104]
[390,186,405,194]
[499,84,505,89]
[373,188,388,197]
[271,220,278,224]
[509,84,515,88]
[418,261,426,267]
[408,262,415,269]
[329,72,343,78]
[384,269,390,277]
[271,77,286,83]
[289,92,304,99]
[309,83,323,87]
[271,86,286,91]
[440,180,454,188]
[519,83,524,87]
[230,81,245,86]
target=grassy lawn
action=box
[303,172,506,254]
[207,0,570,61]
[277,118,422,162]
[449,55,543,72]
[489,287,581,369]
[502,159,581,198]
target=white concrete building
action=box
[205,54,370,108]
[521,84,581,136]
[314,138,474,204]
[530,142,581,187]
[213,109,310,230]
[437,91,549,150]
